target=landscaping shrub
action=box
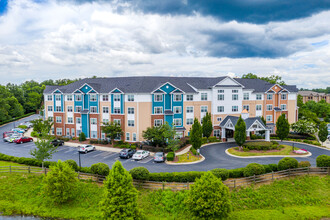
[208,136,220,143]
[178,137,190,148]
[185,172,231,219]
[262,164,278,173]
[211,168,229,181]
[228,168,245,178]
[65,159,78,171]
[298,161,311,168]
[129,167,150,181]
[30,131,39,137]
[201,137,208,145]
[242,141,280,151]
[190,147,198,156]
[250,134,264,140]
[148,171,204,182]
[278,157,299,170]
[166,152,175,161]
[316,155,330,167]
[79,166,92,173]
[243,163,266,177]
[303,139,322,146]
[79,132,86,142]
[90,163,110,176]
[18,125,27,129]
[142,145,169,153]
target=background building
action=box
[298,91,330,103]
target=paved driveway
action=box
[1,115,329,172]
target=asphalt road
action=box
[1,114,329,172]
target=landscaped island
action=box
[227,141,310,157]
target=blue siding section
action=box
[111,94,114,113]
[165,115,173,126]
[61,94,64,112]
[80,85,92,93]
[89,94,98,113]
[173,94,183,128]
[160,84,175,110]
[81,114,89,138]
[74,94,83,112]
[121,94,124,114]
[84,94,89,110]
[152,94,164,114]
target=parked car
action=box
[78,144,96,154]
[328,134,330,141]
[153,152,165,163]
[51,139,64,146]
[14,137,33,144]
[11,128,25,133]
[132,150,150,160]
[3,131,15,138]
[119,149,136,159]
[4,134,22,143]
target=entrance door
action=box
[226,129,234,138]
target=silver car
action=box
[78,144,96,154]
[154,152,165,163]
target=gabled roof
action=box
[220,115,267,130]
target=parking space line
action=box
[64,148,76,153]
[103,152,118,159]
[137,157,154,164]
[92,152,105,157]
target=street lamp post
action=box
[13,118,15,129]
[78,152,81,169]
[292,143,295,152]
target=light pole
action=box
[292,143,295,152]
[13,117,15,129]
[78,152,81,169]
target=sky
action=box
[0,0,330,89]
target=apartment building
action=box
[43,76,298,142]
[298,91,330,103]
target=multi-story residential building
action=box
[298,91,330,104]
[43,76,298,142]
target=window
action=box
[267,93,273,100]
[173,94,182,101]
[56,116,62,123]
[232,90,238,93]
[174,118,182,126]
[75,94,82,101]
[103,119,109,124]
[217,117,222,122]
[154,107,163,114]
[68,117,73,124]
[56,128,62,136]
[76,106,82,112]
[71,128,75,137]
[101,133,105,140]
[201,93,207,101]
[76,117,81,124]
[267,105,272,111]
[217,94,224,100]
[154,119,163,127]
[66,128,70,136]
[114,107,121,114]
[114,94,121,101]
[201,106,208,113]
[48,116,53,122]
[51,127,54,135]
[232,106,238,112]
[186,118,193,125]
[47,95,52,101]
[126,133,130,141]
[128,107,134,114]
[256,104,262,111]
[102,95,109,101]
[217,106,224,112]
[281,93,287,100]
[256,94,262,100]
[174,106,182,114]
[128,95,134,101]
[91,131,97,139]
[67,106,73,112]
[243,93,249,100]
[67,95,73,101]
[281,104,287,110]
[47,106,53,112]
[91,118,97,125]
[56,106,61,112]
[218,90,224,93]
[114,119,121,125]
[77,130,81,136]
[186,106,193,113]
[186,94,193,101]
[128,120,135,127]
[55,95,61,101]
[214,129,220,137]
[154,94,163,102]
[103,107,109,113]
[90,106,97,113]
[243,105,249,111]
[133,133,137,141]
[90,94,97,101]
[266,115,272,122]
[232,94,238,100]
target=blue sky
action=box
[0,0,330,88]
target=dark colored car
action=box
[119,149,136,159]
[14,137,33,144]
[51,139,64,146]
[3,131,15,138]
[154,152,165,163]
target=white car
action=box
[132,150,150,160]
[4,134,22,143]
[78,144,96,154]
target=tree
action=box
[30,137,57,162]
[185,171,231,219]
[142,122,177,148]
[202,112,213,140]
[291,119,317,135]
[318,123,328,146]
[31,118,54,135]
[99,161,139,219]
[102,121,123,144]
[242,73,286,85]
[234,116,246,148]
[276,114,290,141]
[42,160,78,204]
[79,132,86,142]
[258,116,267,135]
[190,118,202,149]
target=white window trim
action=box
[173,118,182,126]
[174,106,182,114]
[186,106,194,113]
[128,120,135,127]
[154,107,163,114]
[267,104,272,111]
[266,115,273,121]
[173,94,182,102]
[127,107,135,114]
[154,119,163,127]
[154,94,163,102]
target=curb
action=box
[273,140,330,151]
[225,148,312,158]
[165,154,205,165]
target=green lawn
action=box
[227,145,305,156]
[0,172,328,219]
[0,161,27,166]
[175,151,201,163]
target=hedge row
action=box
[242,141,281,151]
[0,112,35,126]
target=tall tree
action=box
[30,136,57,162]
[276,114,290,141]
[190,118,203,149]
[99,161,139,219]
[234,116,246,148]
[102,121,123,144]
[202,112,213,140]
[242,73,286,85]
[291,119,317,135]
[318,123,328,146]
[31,118,54,134]
[142,122,177,148]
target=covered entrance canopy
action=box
[219,115,270,142]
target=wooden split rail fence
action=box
[0,166,329,190]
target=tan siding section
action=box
[287,100,296,124]
[45,101,53,119]
[138,102,152,142]
[125,102,138,141]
